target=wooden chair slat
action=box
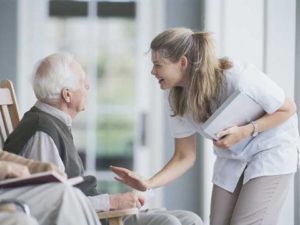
[0,111,7,144]
[2,105,13,135]
[0,89,13,105]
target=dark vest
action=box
[4,107,99,196]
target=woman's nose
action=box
[151,68,156,75]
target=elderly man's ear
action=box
[61,88,72,103]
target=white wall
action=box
[205,0,296,224]
[17,0,48,115]
[295,1,300,224]
[264,1,296,224]
[136,0,206,212]
[163,0,205,214]
[135,0,166,208]
[0,0,18,85]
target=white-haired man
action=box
[4,53,203,225]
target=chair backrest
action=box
[0,80,20,147]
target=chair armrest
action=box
[97,208,138,219]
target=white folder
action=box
[202,90,264,153]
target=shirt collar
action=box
[34,101,72,128]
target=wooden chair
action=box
[0,80,20,148]
[0,81,28,215]
[0,79,138,225]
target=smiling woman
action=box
[111,27,300,225]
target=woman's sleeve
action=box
[167,103,196,138]
[87,194,110,212]
[238,64,285,114]
[164,91,196,138]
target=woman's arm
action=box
[111,134,197,191]
[215,98,296,149]
[148,134,196,188]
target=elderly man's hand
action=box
[0,150,67,178]
[109,191,145,210]
[27,161,66,178]
[0,161,30,180]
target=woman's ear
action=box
[61,88,72,103]
[180,56,188,70]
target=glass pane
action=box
[96,114,134,170]
[94,18,135,171]
[96,19,135,105]
[97,180,132,194]
[97,115,133,156]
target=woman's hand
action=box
[213,125,252,149]
[110,166,149,191]
[214,98,297,150]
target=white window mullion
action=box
[85,0,98,174]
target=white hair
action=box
[32,52,81,102]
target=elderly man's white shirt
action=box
[20,101,110,211]
[168,61,300,192]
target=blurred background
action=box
[0,0,299,224]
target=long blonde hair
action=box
[151,27,232,123]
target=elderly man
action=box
[4,52,203,225]
[0,149,101,225]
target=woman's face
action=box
[151,50,187,90]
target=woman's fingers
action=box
[215,126,237,139]
[111,166,131,177]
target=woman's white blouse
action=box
[168,61,300,192]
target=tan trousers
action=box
[210,173,293,225]
[124,209,203,225]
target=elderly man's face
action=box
[70,60,89,114]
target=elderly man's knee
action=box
[124,213,182,225]
[44,183,75,196]
[170,210,203,225]
[155,214,182,225]
[125,210,203,225]
[39,183,79,206]
[183,211,203,225]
